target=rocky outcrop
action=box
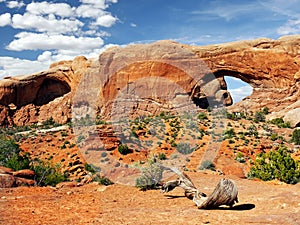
[0,166,36,188]
[0,35,299,126]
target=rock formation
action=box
[0,166,35,188]
[0,35,299,126]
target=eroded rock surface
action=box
[0,35,299,126]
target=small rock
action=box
[56,181,78,188]
[15,177,35,186]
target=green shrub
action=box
[199,160,215,171]
[291,129,300,145]
[270,133,279,141]
[84,163,99,173]
[157,153,166,160]
[92,174,113,186]
[254,111,265,123]
[198,112,208,120]
[31,160,68,186]
[0,138,30,171]
[262,107,269,115]
[248,146,300,184]
[223,128,236,139]
[135,157,163,190]
[176,142,196,155]
[270,118,291,128]
[235,152,245,163]
[118,144,131,155]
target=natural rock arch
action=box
[97,61,232,118]
[34,78,71,106]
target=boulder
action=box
[13,169,35,178]
[283,108,300,127]
[0,174,15,188]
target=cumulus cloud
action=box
[0,42,119,78]
[0,0,119,77]
[11,13,83,34]
[26,1,74,18]
[7,32,104,51]
[76,4,106,18]
[0,56,50,78]
[7,1,25,9]
[0,13,11,26]
[92,14,118,27]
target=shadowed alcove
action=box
[34,78,71,106]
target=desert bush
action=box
[235,152,245,163]
[198,112,208,120]
[31,159,68,186]
[135,157,163,190]
[92,174,113,186]
[199,160,215,171]
[118,144,131,155]
[291,129,300,145]
[262,107,269,115]
[269,118,291,128]
[248,146,300,184]
[84,163,99,173]
[223,128,236,139]
[176,142,196,155]
[0,138,30,171]
[157,153,167,160]
[254,111,265,123]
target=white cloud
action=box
[26,1,74,18]
[79,0,106,9]
[7,1,24,9]
[130,23,137,27]
[0,56,50,78]
[0,43,119,78]
[191,2,260,21]
[92,14,118,27]
[0,0,119,77]
[7,32,104,51]
[0,13,11,26]
[228,85,253,103]
[12,13,83,34]
[260,0,300,35]
[277,19,300,35]
[76,4,106,18]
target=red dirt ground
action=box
[1,172,299,225]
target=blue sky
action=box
[0,0,299,102]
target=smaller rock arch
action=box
[34,78,71,106]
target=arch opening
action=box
[34,78,71,106]
[224,76,253,104]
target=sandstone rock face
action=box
[0,35,299,126]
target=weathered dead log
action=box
[162,167,238,209]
